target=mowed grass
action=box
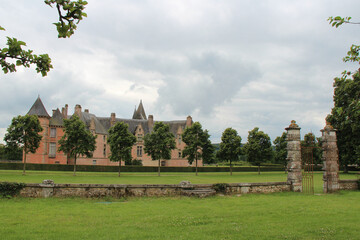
[0,170,358,193]
[0,191,359,239]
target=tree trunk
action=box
[158,159,161,177]
[118,159,121,177]
[258,164,260,175]
[195,155,198,176]
[343,164,349,173]
[22,146,26,176]
[73,155,77,176]
[230,161,232,176]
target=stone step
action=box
[181,188,216,198]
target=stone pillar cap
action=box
[285,120,301,130]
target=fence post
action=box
[321,122,339,193]
[286,120,302,192]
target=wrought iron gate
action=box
[301,146,314,194]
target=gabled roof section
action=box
[27,96,50,118]
[49,108,64,126]
[132,100,147,120]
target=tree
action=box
[201,131,215,165]
[217,128,242,175]
[182,122,212,176]
[243,127,273,175]
[0,144,22,161]
[1,0,87,76]
[58,115,96,176]
[273,132,287,173]
[301,132,322,167]
[143,122,175,176]
[107,122,136,177]
[4,115,43,175]
[327,71,360,172]
[327,16,360,172]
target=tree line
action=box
[2,114,325,177]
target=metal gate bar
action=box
[302,146,314,194]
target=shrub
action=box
[212,183,230,193]
[131,159,143,166]
[0,182,26,198]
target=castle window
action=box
[178,135,182,144]
[137,146,142,157]
[93,160,97,165]
[50,128,56,138]
[137,134,143,142]
[103,135,106,142]
[49,142,56,158]
[103,144,106,157]
[178,151,182,158]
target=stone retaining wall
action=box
[19,181,291,198]
[339,179,359,191]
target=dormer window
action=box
[137,134,143,142]
[50,128,56,138]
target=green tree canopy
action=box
[273,132,287,169]
[217,128,242,175]
[182,122,212,176]
[301,132,322,166]
[143,122,176,176]
[327,71,360,171]
[243,127,273,174]
[58,115,97,176]
[4,115,43,175]
[107,122,136,177]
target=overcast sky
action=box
[0,0,359,144]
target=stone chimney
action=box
[62,104,68,119]
[52,109,56,116]
[148,115,154,129]
[186,116,192,127]
[85,109,89,113]
[111,113,116,126]
[75,104,82,117]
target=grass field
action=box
[0,170,359,239]
[0,191,359,239]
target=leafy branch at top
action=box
[328,16,360,78]
[0,30,53,77]
[45,0,88,38]
[327,16,360,28]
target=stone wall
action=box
[18,181,291,198]
[339,179,359,191]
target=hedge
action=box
[0,162,291,172]
[0,162,356,173]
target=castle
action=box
[24,97,201,167]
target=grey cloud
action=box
[156,52,261,115]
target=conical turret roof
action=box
[132,100,147,120]
[27,96,50,118]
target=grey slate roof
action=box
[49,108,64,126]
[27,97,50,118]
[80,112,108,135]
[88,115,186,136]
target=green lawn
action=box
[0,191,359,239]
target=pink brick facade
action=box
[24,97,202,167]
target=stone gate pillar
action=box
[321,122,339,193]
[286,120,302,192]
